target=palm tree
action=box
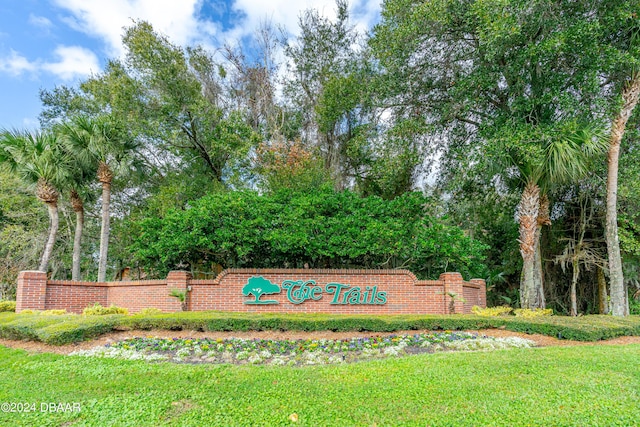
[507,123,607,309]
[67,180,96,281]
[62,116,139,282]
[56,124,98,282]
[0,129,69,273]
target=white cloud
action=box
[226,0,381,41]
[28,14,54,30]
[50,0,380,57]
[0,46,100,81]
[41,46,100,80]
[0,50,37,76]
[52,0,220,56]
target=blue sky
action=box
[0,0,381,129]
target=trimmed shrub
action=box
[83,303,128,316]
[37,315,123,345]
[0,315,66,341]
[1,311,639,345]
[0,301,16,312]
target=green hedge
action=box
[0,312,639,345]
[36,315,124,345]
[0,313,124,345]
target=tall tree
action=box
[371,0,623,306]
[284,0,371,186]
[0,129,69,273]
[61,151,96,281]
[499,123,607,308]
[62,116,139,282]
[606,74,640,316]
[598,8,640,316]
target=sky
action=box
[0,0,381,130]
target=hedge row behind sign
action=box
[242,276,388,305]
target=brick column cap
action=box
[439,272,464,280]
[18,270,47,277]
[167,270,192,280]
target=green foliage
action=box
[130,188,488,279]
[0,312,123,344]
[82,303,128,316]
[36,315,122,345]
[0,313,69,340]
[0,301,16,312]
[0,169,49,297]
[168,289,186,303]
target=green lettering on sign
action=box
[242,277,388,305]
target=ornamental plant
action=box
[0,301,16,312]
[83,303,128,315]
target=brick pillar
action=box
[16,271,48,312]
[469,278,487,308]
[440,272,464,314]
[167,271,192,311]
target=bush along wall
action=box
[129,188,489,279]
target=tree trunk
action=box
[519,181,541,309]
[70,190,84,281]
[532,242,546,309]
[531,195,549,309]
[606,75,640,317]
[570,259,579,316]
[97,180,111,282]
[39,202,58,273]
[597,266,608,315]
[72,212,84,282]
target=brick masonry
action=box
[16,269,486,314]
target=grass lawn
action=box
[0,344,638,426]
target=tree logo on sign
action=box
[242,276,281,304]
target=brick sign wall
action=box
[16,269,486,315]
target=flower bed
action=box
[70,332,536,366]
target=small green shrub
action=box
[0,301,16,312]
[83,303,128,316]
[471,305,513,317]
